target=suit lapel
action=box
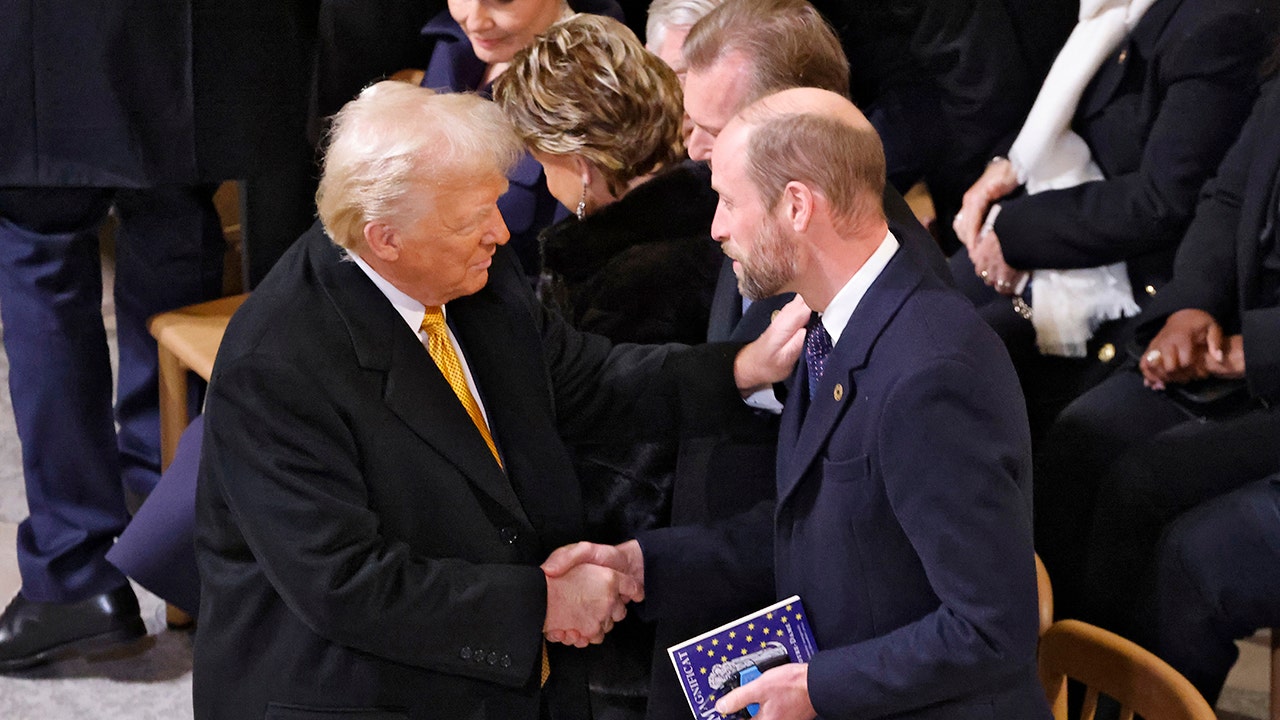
[707,258,744,341]
[1077,0,1184,120]
[310,236,529,524]
[447,284,585,545]
[777,252,923,506]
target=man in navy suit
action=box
[643,6,950,713]
[546,88,1049,720]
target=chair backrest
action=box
[1036,553,1053,637]
[1039,619,1217,720]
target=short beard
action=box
[736,216,798,301]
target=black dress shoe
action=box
[0,585,147,671]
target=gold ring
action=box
[980,270,990,280]
[1144,349,1162,364]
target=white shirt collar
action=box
[818,229,899,346]
[347,250,436,334]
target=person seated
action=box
[1032,62,1280,621]
[950,0,1276,440]
[107,416,205,620]
[402,0,624,278]
[493,16,722,718]
[1140,473,1280,706]
[808,0,1068,252]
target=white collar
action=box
[347,251,435,335]
[817,229,899,346]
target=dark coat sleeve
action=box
[1136,81,1266,330]
[1130,77,1280,405]
[635,501,775,620]
[996,2,1272,270]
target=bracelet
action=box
[1012,296,1033,321]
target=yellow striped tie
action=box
[420,307,502,469]
[422,308,544,684]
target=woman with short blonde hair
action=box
[496,13,684,205]
[493,12,719,344]
[494,18,724,717]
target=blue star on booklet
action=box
[667,595,818,719]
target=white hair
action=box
[315,81,523,250]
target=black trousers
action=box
[1034,368,1278,620]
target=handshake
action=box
[541,539,645,647]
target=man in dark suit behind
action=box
[685,0,950,346]
[193,82,803,720]
[547,88,1048,720]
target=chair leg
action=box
[166,604,194,630]
[1270,628,1279,720]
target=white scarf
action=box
[1002,0,1157,356]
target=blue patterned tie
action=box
[805,312,833,401]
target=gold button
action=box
[833,384,844,401]
[1145,284,1157,296]
[1097,343,1116,363]
[1118,49,1127,63]
[770,310,780,321]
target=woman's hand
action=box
[969,229,1027,296]
[1139,309,1218,389]
[953,157,1020,250]
[1203,327,1246,379]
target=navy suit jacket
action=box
[194,224,686,720]
[644,248,1048,719]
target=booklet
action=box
[667,595,819,719]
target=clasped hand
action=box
[953,159,1027,296]
[1139,308,1245,390]
[541,540,644,647]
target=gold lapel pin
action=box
[833,384,844,401]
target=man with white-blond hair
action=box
[546,88,1049,720]
[192,80,803,720]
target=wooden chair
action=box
[150,293,248,468]
[1036,553,1053,637]
[148,292,248,627]
[1271,628,1278,720]
[1039,619,1216,720]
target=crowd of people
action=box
[1,0,1278,718]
